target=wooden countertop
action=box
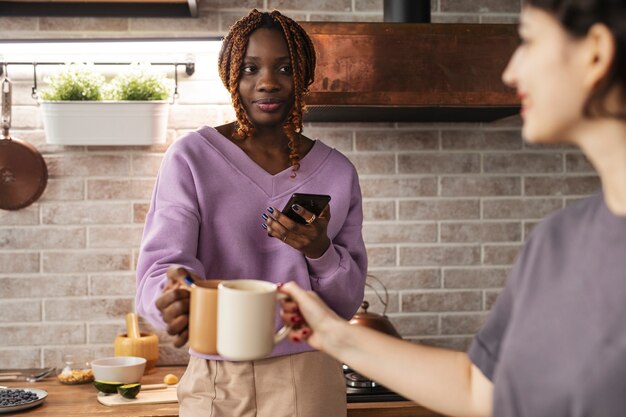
[3,366,442,417]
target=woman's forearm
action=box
[323,320,493,417]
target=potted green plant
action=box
[39,64,172,146]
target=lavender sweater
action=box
[136,126,367,360]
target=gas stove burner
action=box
[345,371,378,388]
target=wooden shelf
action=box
[0,0,197,16]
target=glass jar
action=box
[57,351,94,385]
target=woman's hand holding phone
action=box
[262,196,331,259]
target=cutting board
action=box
[97,387,178,406]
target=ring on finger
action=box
[306,214,316,224]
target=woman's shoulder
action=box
[528,193,603,241]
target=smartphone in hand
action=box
[281,193,331,224]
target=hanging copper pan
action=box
[0,74,48,210]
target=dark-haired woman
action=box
[135,9,367,417]
[279,1,626,416]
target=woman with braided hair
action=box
[135,9,367,417]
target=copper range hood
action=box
[300,14,520,122]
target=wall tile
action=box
[441,129,522,150]
[388,314,438,335]
[41,179,85,201]
[44,298,133,321]
[46,154,130,177]
[401,290,482,312]
[354,0,383,12]
[86,179,154,200]
[0,348,41,368]
[130,15,219,33]
[2,323,85,346]
[443,267,509,288]
[441,313,488,334]
[565,153,595,173]
[362,200,396,221]
[400,245,480,266]
[366,246,396,267]
[369,268,441,290]
[269,0,352,12]
[0,227,85,250]
[483,244,522,265]
[440,221,521,243]
[399,199,480,221]
[132,154,164,177]
[89,322,125,344]
[398,153,480,174]
[0,275,87,298]
[440,0,520,13]
[431,14,480,23]
[0,252,39,273]
[0,301,41,323]
[482,197,563,219]
[360,178,437,198]
[355,131,438,151]
[306,130,353,152]
[133,203,150,224]
[346,153,396,175]
[43,251,131,273]
[39,17,128,31]
[0,206,39,226]
[90,273,136,296]
[0,17,37,32]
[309,13,382,21]
[484,153,563,174]
[363,223,437,244]
[42,202,132,225]
[485,289,502,310]
[88,226,143,249]
[441,176,521,197]
[524,175,601,196]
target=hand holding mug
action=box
[154,265,202,347]
[278,281,345,351]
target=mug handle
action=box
[274,292,293,344]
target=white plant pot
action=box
[39,101,169,146]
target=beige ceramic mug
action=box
[182,278,222,355]
[217,280,290,361]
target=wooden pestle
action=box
[125,313,142,339]
[114,312,159,373]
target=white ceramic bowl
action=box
[90,356,146,383]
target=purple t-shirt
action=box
[136,126,367,360]
[469,192,626,416]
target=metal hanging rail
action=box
[0,60,195,100]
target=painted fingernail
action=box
[267,207,274,213]
[291,315,303,323]
[291,204,301,211]
[302,329,310,336]
[261,213,268,220]
[276,282,284,288]
[261,223,268,229]
[292,336,301,343]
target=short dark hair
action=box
[525,0,625,119]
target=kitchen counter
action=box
[3,367,443,417]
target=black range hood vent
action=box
[384,0,431,23]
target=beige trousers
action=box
[177,351,346,417]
